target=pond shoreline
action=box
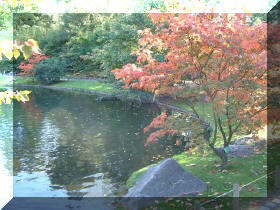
[13,83,198,117]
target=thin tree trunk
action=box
[213,147,228,171]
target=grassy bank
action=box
[13,76,155,102]
[126,146,267,198]
[52,80,119,94]
[123,142,273,210]
[13,76,36,85]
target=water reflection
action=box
[0,96,13,207]
[13,88,183,197]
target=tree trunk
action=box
[213,147,228,171]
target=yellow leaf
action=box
[26,39,41,54]
[15,94,21,102]
[5,96,11,104]
[0,39,13,60]
[13,48,20,59]
[4,50,13,60]
[20,90,31,95]
[9,0,17,8]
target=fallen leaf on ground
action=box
[186,163,196,167]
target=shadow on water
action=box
[11,87,185,199]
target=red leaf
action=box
[176,139,181,146]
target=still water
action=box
[11,88,183,197]
[0,95,13,206]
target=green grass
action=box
[126,147,267,198]
[52,80,118,94]
[12,77,119,95]
[13,76,154,102]
[13,76,36,85]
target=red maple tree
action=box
[113,14,267,168]
[18,52,49,76]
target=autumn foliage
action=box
[143,112,179,146]
[18,52,49,76]
[113,14,267,167]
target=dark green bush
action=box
[88,13,154,79]
[0,54,25,75]
[33,57,67,84]
[0,57,13,74]
[38,29,70,56]
[13,13,156,79]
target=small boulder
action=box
[122,158,207,210]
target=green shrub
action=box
[0,55,24,75]
[38,29,70,56]
[0,57,13,74]
[33,57,67,84]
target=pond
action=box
[9,87,184,197]
[0,91,13,207]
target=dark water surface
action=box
[12,88,182,197]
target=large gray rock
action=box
[217,145,254,158]
[121,158,207,210]
[234,136,255,145]
[234,136,266,149]
[126,158,207,197]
